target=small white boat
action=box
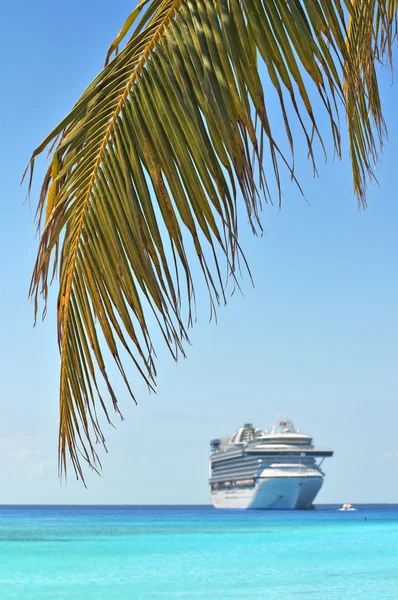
[339,503,357,511]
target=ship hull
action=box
[210,475,323,510]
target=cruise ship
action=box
[209,417,333,509]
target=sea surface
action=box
[0,505,397,599]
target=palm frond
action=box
[26,0,397,480]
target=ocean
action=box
[0,505,397,599]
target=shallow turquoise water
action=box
[0,505,397,599]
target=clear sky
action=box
[0,1,397,505]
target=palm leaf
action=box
[26,0,397,481]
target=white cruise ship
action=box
[209,417,333,509]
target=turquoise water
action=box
[0,505,397,599]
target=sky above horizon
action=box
[0,1,397,505]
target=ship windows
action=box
[211,479,255,491]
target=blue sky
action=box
[0,1,397,504]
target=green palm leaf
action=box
[26,0,397,480]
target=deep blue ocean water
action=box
[0,505,397,599]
